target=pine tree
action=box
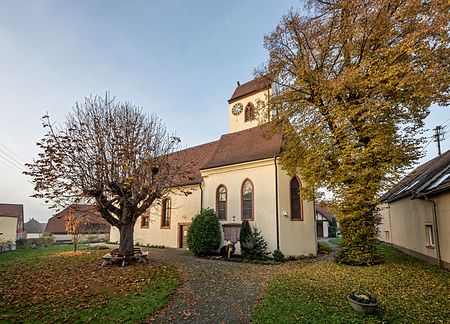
[241,227,269,260]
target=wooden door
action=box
[179,224,188,248]
[317,221,324,237]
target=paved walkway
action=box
[146,248,277,324]
[143,248,336,324]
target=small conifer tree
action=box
[241,227,269,261]
[239,220,252,249]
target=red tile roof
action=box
[0,203,23,218]
[202,124,282,170]
[169,124,282,186]
[315,204,334,222]
[169,141,220,186]
[45,204,110,234]
[0,203,24,233]
[228,76,272,103]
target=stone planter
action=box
[347,294,378,314]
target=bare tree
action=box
[26,95,189,253]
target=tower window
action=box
[244,103,255,122]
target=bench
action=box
[102,247,148,267]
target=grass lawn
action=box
[328,237,342,245]
[253,244,450,323]
[0,245,181,323]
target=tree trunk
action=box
[119,223,135,253]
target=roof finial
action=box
[237,81,240,86]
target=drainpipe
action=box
[414,195,442,267]
[274,156,280,250]
[199,182,204,211]
[425,197,442,267]
[387,204,393,245]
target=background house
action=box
[0,203,25,250]
[315,205,336,238]
[380,149,450,269]
[24,218,46,239]
[46,204,110,242]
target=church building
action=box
[110,77,317,256]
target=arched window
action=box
[216,185,227,220]
[241,179,254,220]
[244,102,255,122]
[290,177,302,220]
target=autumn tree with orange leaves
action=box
[261,0,449,265]
[26,95,190,253]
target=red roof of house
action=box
[169,140,220,186]
[315,205,334,222]
[45,204,110,234]
[228,76,272,103]
[0,203,23,218]
[202,124,282,170]
[0,203,24,233]
[168,124,282,186]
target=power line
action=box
[0,141,27,164]
[0,153,25,172]
[0,151,34,185]
[0,148,26,170]
[423,137,434,150]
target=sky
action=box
[0,0,449,223]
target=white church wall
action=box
[201,158,278,252]
[110,185,201,248]
[278,165,317,256]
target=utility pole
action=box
[433,126,445,155]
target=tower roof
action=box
[228,76,272,104]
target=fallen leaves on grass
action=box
[252,245,450,323]
[0,249,181,322]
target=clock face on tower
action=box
[232,103,243,116]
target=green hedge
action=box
[187,208,221,256]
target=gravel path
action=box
[146,248,278,324]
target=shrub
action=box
[16,238,44,249]
[187,208,221,256]
[241,227,269,261]
[272,249,285,262]
[86,235,96,243]
[0,238,14,251]
[40,232,54,247]
[15,238,28,249]
[318,242,333,254]
[240,220,252,243]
